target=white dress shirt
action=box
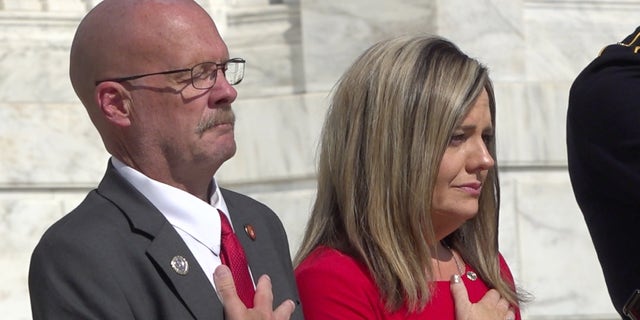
[111,157,253,290]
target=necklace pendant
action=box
[466,271,477,281]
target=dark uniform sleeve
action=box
[567,26,640,318]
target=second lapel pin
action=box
[244,224,256,241]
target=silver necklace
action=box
[445,243,478,281]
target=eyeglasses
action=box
[94,58,246,89]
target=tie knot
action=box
[216,208,255,307]
[218,210,233,236]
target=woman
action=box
[294,35,527,319]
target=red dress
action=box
[295,246,522,320]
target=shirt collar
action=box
[111,157,230,256]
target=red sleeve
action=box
[498,253,522,320]
[295,247,386,320]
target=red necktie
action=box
[218,210,255,307]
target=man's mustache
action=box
[195,109,235,135]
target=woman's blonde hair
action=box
[295,35,522,312]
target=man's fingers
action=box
[273,299,296,320]
[253,274,274,309]
[253,274,295,320]
[213,265,246,316]
[214,268,293,320]
[214,264,237,303]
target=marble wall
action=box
[0,0,633,319]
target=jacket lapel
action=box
[222,189,303,320]
[146,223,223,319]
[97,162,224,319]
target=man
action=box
[28,0,301,319]
[567,26,640,318]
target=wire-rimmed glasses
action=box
[94,58,246,89]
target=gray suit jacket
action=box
[29,163,303,319]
